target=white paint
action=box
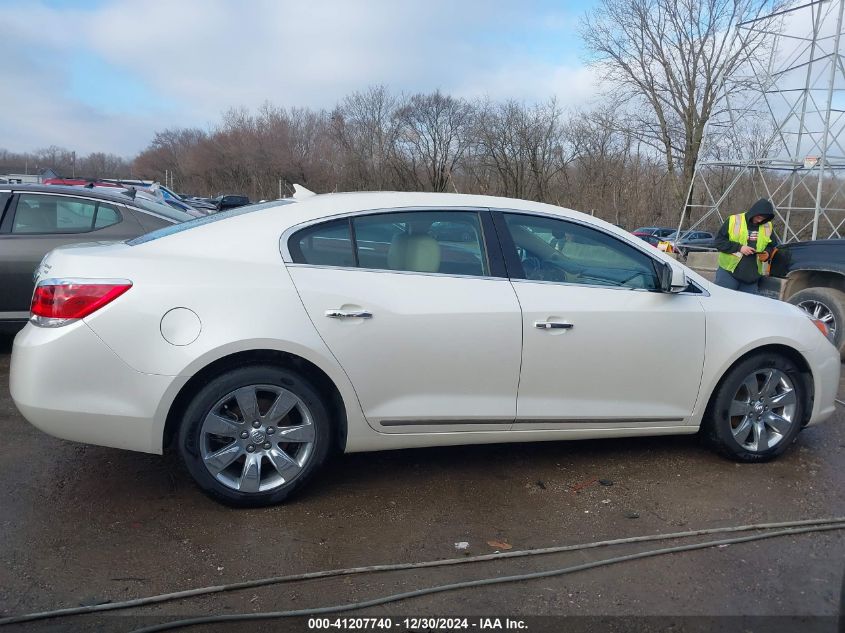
[9,190,840,460]
[160,307,201,346]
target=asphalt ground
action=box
[0,333,844,633]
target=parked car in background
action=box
[0,184,192,333]
[83,186,206,219]
[136,184,208,216]
[635,234,662,247]
[180,195,218,212]
[213,194,251,211]
[660,230,715,256]
[10,190,838,506]
[43,177,123,188]
[632,226,675,239]
[764,239,845,357]
[680,238,845,358]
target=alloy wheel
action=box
[729,368,797,452]
[199,384,315,493]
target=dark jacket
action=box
[713,198,778,284]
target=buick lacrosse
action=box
[10,189,840,506]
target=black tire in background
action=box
[788,287,845,357]
[702,352,806,462]
[178,365,332,507]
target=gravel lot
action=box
[1,334,843,632]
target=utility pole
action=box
[682,0,845,242]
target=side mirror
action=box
[658,261,688,293]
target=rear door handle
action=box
[325,309,373,319]
[534,321,573,330]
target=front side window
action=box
[502,213,660,290]
[289,210,489,277]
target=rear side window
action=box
[289,219,354,267]
[352,211,488,276]
[94,203,120,229]
[288,210,489,277]
[11,194,121,234]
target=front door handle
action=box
[534,321,573,330]
[325,309,373,319]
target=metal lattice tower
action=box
[681,0,845,242]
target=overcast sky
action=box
[0,0,601,157]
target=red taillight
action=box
[31,282,132,321]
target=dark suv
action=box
[0,185,193,333]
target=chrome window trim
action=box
[510,277,655,293]
[279,204,711,295]
[285,262,509,283]
[510,276,710,296]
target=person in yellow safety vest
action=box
[713,198,778,294]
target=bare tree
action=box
[394,90,475,192]
[473,99,571,202]
[581,0,780,210]
[330,86,400,190]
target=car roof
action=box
[136,190,631,248]
[1,183,193,223]
[1,183,154,207]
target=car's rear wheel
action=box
[787,287,845,356]
[178,365,331,507]
[702,352,806,462]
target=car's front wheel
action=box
[702,352,806,462]
[178,365,331,507]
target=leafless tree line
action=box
[0,146,133,180]
[2,0,793,231]
[131,84,770,230]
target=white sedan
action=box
[10,190,840,506]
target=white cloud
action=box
[0,0,599,155]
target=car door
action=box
[283,208,523,432]
[0,192,143,317]
[494,210,706,429]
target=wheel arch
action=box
[702,343,815,427]
[783,270,845,299]
[162,349,349,454]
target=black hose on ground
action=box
[1,517,843,627]
[129,522,845,633]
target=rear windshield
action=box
[127,199,294,245]
[131,196,195,223]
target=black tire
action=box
[787,287,845,357]
[702,352,806,462]
[178,365,331,507]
